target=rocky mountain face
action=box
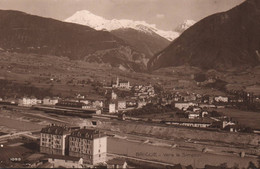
[148,0,260,71]
[0,10,148,72]
[111,28,171,59]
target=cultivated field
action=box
[211,108,260,130]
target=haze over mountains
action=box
[148,0,260,71]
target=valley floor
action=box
[0,106,259,168]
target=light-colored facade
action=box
[109,103,117,113]
[40,125,70,156]
[18,97,38,107]
[48,156,83,168]
[188,112,200,119]
[175,102,198,111]
[111,91,117,100]
[43,97,59,105]
[69,128,107,165]
[215,96,229,103]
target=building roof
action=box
[70,128,105,139]
[37,162,53,168]
[47,155,82,161]
[41,125,70,135]
[106,158,126,165]
[163,118,213,124]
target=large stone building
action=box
[69,128,107,165]
[112,77,130,90]
[40,125,70,156]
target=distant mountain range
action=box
[0,10,148,72]
[65,10,195,60]
[148,0,260,71]
[65,10,180,41]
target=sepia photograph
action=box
[0,0,259,168]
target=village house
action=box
[43,97,59,105]
[214,96,229,103]
[109,103,117,114]
[40,124,70,156]
[69,128,107,165]
[174,102,198,111]
[47,155,83,168]
[134,84,156,99]
[18,97,38,107]
[111,91,118,100]
[118,100,126,110]
[84,97,105,108]
[187,111,200,119]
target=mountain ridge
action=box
[0,10,147,72]
[148,0,260,71]
[65,10,180,41]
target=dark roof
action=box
[106,158,126,165]
[47,155,82,161]
[37,162,53,168]
[70,128,105,139]
[41,126,70,135]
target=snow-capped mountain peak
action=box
[174,19,196,33]
[65,10,179,41]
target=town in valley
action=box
[0,0,260,168]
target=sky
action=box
[0,0,245,31]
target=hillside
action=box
[0,10,147,72]
[111,28,170,58]
[148,0,260,71]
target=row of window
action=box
[70,137,92,142]
[41,134,62,139]
[69,147,92,154]
[41,143,62,148]
[42,138,61,143]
